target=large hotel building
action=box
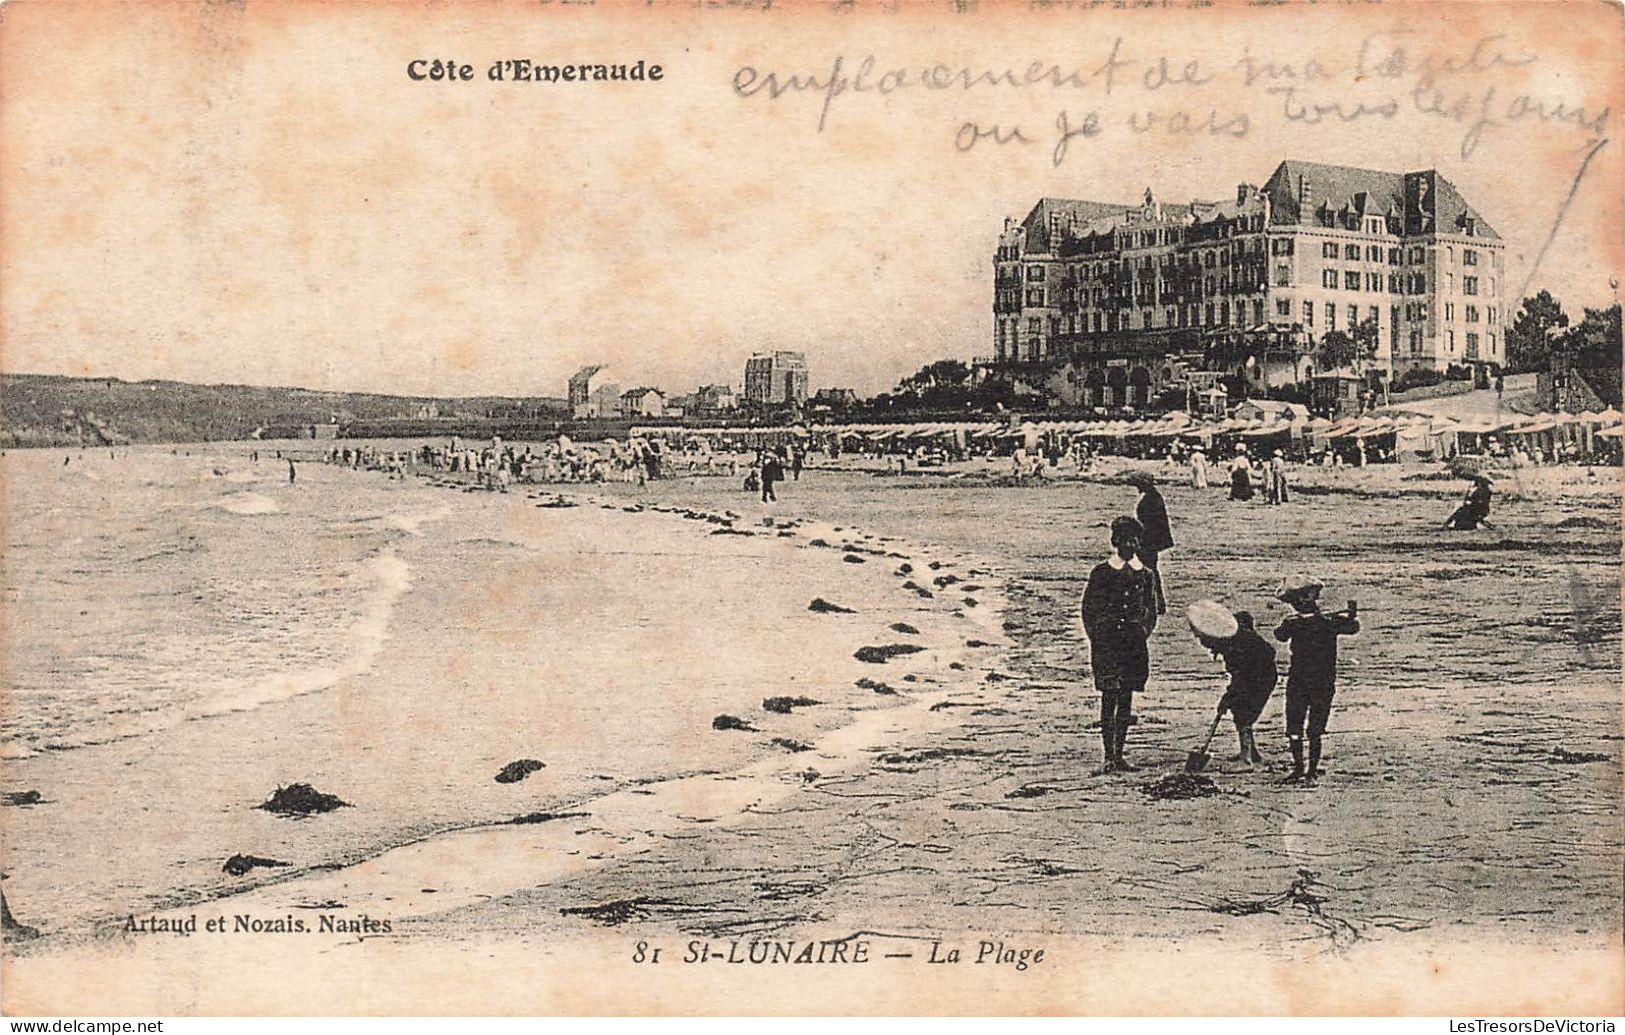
[990,160,1505,407]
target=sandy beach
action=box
[3,449,1621,1014]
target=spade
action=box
[1186,714,1225,773]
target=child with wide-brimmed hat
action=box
[1273,576,1359,784]
[1187,600,1278,770]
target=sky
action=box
[2,2,1621,399]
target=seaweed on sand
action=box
[511,810,592,825]
[1139,773,1220,801]
[559,897,676,926]
[771,738,814,753]
[494,759,546,784]
[1550,747,1610,764]
[712,714,757,732]
[808,598,855,614]
[889,622,920,635]
[854,643,926,664]
[257,783,349,817]
[223,854,290,877]
[762,696,820,714]
[855,677,898,695]
[3,790,44,806]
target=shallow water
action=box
[1,447,435,758]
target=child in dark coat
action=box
[1081,516,1158,773]
[1274,576,1359,784]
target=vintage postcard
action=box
[1,0,1621,1017]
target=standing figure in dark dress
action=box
[1126,471,1174,615]
[1081,517,1159,774]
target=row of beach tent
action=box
[633,407,1625,448]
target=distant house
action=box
[1309,374,1365,418]
[1233,399,1309,424]
[569,366,621,419]
[812,388,858,410]
[694,384,738,414]
[619,387,666,419]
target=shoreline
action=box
[1,459,1016,952]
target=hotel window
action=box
[1272,238,1294,255]
[1410,328,1422,353]
[1348,305,1359,328]
[1303,301,1314,327]
[1275,265,1291,287]
[1322,242,1338,259]
[1344,244,1360,260]
[1220,301,1230,324]
[1049,317,1061,336]
[1344,271,1360,290]
[1446,330,1455,351]
[1027,317,1040,335]
[1447,273,1454,293]
[1326,302,1336,328]
[1488,307,1498,326]
[1488,332,1497,355]
[1322,269,1338,289]
[1366,272,1382,292]
[1412,273,1427,294]
[1027,265,1043,281]
[1463,276,1479,296]
[1369,306,1380,327]
[1445,303,1455,321]
[1466,305,1480,323]
[1388,274,1400,293]
[1463,249,1478,266]
[1466,332,1480,356]
[1142,309,1152,328]
[1366,245,1382,262]
[1409,246,1424,264]
[1205,303,1214,325]
[1273,297,1289,319]
[1388,247,1402,265]
[1254,300,1264,324]
[1418,303,1429,321]
[1489,277,1496,295]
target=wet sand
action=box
[4,457,1621,1014]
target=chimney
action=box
[1237,182,1253,206]
[1004,217,1015,232]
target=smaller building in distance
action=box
[568,365,622,419]
[744,351,809,408]
[619,387,666,419]
[693,383,739,415]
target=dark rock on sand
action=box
[712,714,757,732]
[511,810,592,825]
[807,538,831,548]
[855,677,897,695]
[257,783,350,817]
[808,598,855,614]
[854,643,927,664]
[223,854,290,877]
[896,563,913,575]
[710,527,755,536]
[889,622,920,635]
[842,554,866,564]
[494,759,546,784]
[762,696,821,714]
[771,738,814,753]
[3,790,44,807]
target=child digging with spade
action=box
[1187,600,1278,771]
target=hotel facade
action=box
[989,160,1505,408]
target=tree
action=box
[1317,330,1356,371]
[896,359,972,395]
[1506,290,1570,373]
